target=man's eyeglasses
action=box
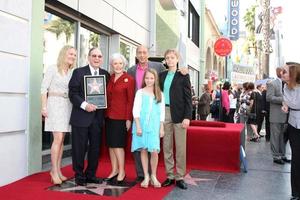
[91,54,102,58]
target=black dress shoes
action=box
[75,178,87,186]
[282,157,291,163]
[86,177,102,184]
[103,174,118,182]
[273,158,284,165]
[176,180,187,190]
[162,178,175,187]
[135,176,144,182]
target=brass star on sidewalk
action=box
[48,178,135,197]
[184,174,213,186]
[60,182,128,196]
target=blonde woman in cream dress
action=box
[41,45,76,185]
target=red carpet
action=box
[0,161,173,200]
[0,120,243,199]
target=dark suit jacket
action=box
[266,78,287,123]
[127,61,165,90]
[69,65,110,127]
[159,71,193,123]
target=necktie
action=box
[94,70,97,76]
[282,81,285,94]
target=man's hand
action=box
[182,119,190,129]
[177,66,189,75]
[281,104,289,113]
[41,108,48,118]
[85,104,97,112]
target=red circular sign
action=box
[214,38,232,57]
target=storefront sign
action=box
[229,0,240,40]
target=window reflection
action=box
[120,41,137,70]
[43,12,75,73]
[79,27,109,70]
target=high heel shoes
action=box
[116,174,126,184]
[103,173,118,182]
[150,175,161,188]
[50,172,62,185]
[58,173,67,182]
[140,175,150,188]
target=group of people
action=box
[207,63,300,200]
[41,45,192,190]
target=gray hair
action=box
[109,53,128,67]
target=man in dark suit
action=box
[69,48,110,186]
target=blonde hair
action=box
[57,45,76,74]
[142,68,162,103]
[164,49,180,59]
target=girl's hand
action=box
[137,127,142,136]
[182,119,190,129]
[160,130,164,138]
[126,120,131,131]
[41,108,48,118]
[159,122,164,138]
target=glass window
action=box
[79,26,109,70]
[188,2,200,47]
[43,12,76,73]
[188,66,199,96]
[120,40,137,71]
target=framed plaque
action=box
[84,75,107,109]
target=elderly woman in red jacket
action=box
[104,53,135,183]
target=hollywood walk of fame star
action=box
[58,181,130,196]
[88,79,101,94]
[184,173,213,186]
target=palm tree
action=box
[243,5,257,55]
[89,33,100,47]
[261,0,271,77]
[46,18,75,43]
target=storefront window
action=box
[188,67,199,96]
[120,40,137,70]
[79,27,109,70]
[43,12,76,73]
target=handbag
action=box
[247,92,257,120]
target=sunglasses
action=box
[91,54,102,58]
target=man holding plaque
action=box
[69,48,110,186]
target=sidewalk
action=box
[164,131,291,200]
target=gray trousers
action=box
[270,122,287,159]
[133,151,151,178]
